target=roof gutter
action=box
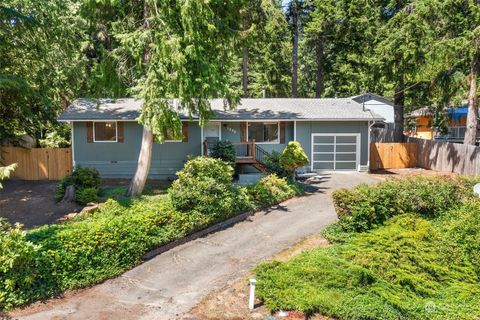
[59,117,384,122]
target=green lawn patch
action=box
[254,176,480,319]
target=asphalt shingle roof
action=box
[58,98,384,121]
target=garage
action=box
[311,133,360,171]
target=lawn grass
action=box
[254,177,480,320]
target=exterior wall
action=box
[363,100,394,123]
[73,120,367,177]
[295,121,370,170]
[73,121,201,179]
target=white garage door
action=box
[311,133,360,171]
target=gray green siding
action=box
[73,120,369,178]
[295,121,369,170]
[73,121,201,179]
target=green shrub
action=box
[279,141,308,176]
[169,157,254,218]
[55,166,101,204]
[249,174,300,206]
[264,151,290,178]
[255,213,480,319]
[75,187,99,205]
[38,131,70,148]
[332,176,472,232]
[0,219,39,310]
[210,140,236,164]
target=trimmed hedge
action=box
[0,157,302,311]
[249,174,301,206]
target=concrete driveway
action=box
[9,173,378,320]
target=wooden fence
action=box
[407,137,480,176]
[0,147,72,180]
[370,143,418,170]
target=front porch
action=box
[203,140,269,171]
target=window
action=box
[94,121,117,142]
[248,122,279,143]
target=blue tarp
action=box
[447,106,468,120]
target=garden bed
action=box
[254,176,480,319]
[0,157,303,311]
[0,179,170,229]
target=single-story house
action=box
[59,97,384,179]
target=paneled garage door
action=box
[311,133,360,171]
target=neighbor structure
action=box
[59,97,384,179]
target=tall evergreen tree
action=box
[0,0,85,142]
[114,0,244,196]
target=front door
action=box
[203,122,221,155]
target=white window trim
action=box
[311,133,361,172]
[93,121,118,143]
[247,121,280,144]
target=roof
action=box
[408,107,435,118]
[352,93,394,106]
[58,98,384,122]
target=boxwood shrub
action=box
[249,174,302,206]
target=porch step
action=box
[237,173,266,185]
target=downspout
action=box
[368,120,374,171]
[71,122,76,168]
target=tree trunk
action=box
[315,38,324,98]
[393,78,405,142]
[291,0,298,98]
[126,0,152,196]
[464,46,479,145]
[127,126,154,196]
[242,46,248,97]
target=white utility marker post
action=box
[249,278,257,310]
[474,183,480,197]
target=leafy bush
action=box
[332,176,473,232]
[75,187,99,205]
[39,131,70,148]
[279,141,308,176]
[55,166,101,204]
[255,212,480,319]
[254,176,480,319]
[210,140,236,164]
[0,219,39,310]
[249,174,301,206]
[0,163,16,189]
[264,151,290,178]
[169,157,254,218]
